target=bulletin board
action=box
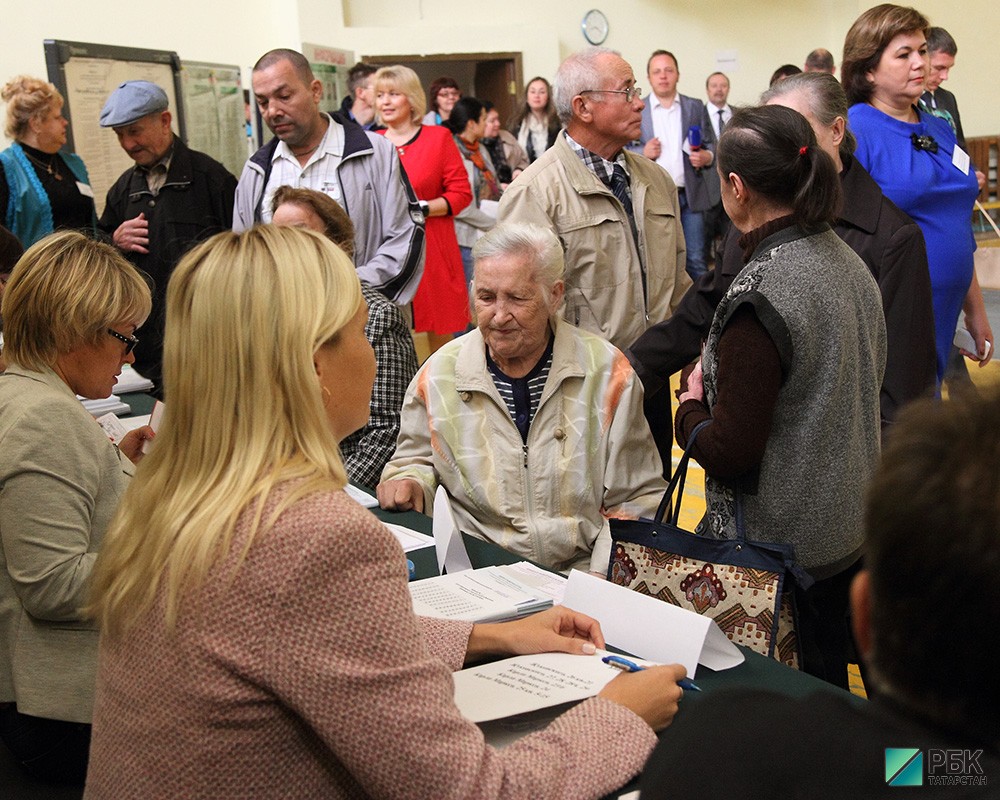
[179,60,247,180]
[44,39,184,215]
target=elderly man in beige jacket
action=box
[498,48,689,353]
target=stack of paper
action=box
[79,395,131,417]
[113,365,154,394]
[410,563,566,623]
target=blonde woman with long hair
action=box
[84,225,684,799]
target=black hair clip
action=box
[911,133,938,154]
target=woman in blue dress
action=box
[842,4,991,380]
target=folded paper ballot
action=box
[433,485,473,573]
[562,571,744,676]
[409,562,566,623]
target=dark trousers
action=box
[0,704,91,786]
[794,560,861,691]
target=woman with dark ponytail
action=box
[675,104,886,690]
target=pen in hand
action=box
[602,654,702,692]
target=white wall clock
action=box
[582,9,609,45]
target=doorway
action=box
[361,52,523,126]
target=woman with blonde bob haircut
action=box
[373,64,426,124]
[375,65,472,340]
[0,230,151,786]
[85,225,685,800]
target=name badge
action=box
[76,181,95,198]
[952,145,971,176]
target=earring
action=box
[321,385,332,408]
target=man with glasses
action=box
[498,47,689,356]
[628,50,719,282]
[339,62,382,131]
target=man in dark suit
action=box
[919,27,964,146]
[627,50,719,281]
[919,27,984,190]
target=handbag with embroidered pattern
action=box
[608,421,812,667]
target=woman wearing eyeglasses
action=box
[0,231,151,786]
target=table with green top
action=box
[373,504,860,797]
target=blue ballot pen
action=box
[601,654,702,692]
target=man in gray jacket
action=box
[234,49,424,304]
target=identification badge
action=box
[76,181,95,198]
[952,145,970,175]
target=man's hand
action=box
[377,478,425,513]
[113,213,150,254]
[689,148,713,169]
[643,138,662,160]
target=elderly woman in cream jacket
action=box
[379,223,667,574]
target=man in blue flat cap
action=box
[98,80,237,396]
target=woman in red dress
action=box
[374,66,472,345]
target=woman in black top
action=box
[0,76,96,247]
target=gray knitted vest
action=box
[701,225,886,577]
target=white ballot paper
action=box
[383,523,434,553]
[562,571,744,676]
[410,563,559,623]
[433,485,473,573]
[454,649,654,723]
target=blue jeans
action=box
[679,189,708,281]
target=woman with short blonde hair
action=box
[85,225,685,799]
[0,230,151,786]
[2,231,150,371]
[375,65,472,343]
[1,76,97,246]
[373,65,426,124]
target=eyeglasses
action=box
[107,327,139,355]
[580,86,643,102]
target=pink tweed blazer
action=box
[85,486,655,799]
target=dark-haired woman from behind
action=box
[675,104,886,689]
[444,97,502,286]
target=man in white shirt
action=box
[628,51,718,281]
[233,49,424,304]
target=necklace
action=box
[22,148,63,181]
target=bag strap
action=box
[654,419,712,524]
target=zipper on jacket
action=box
[522,443,528,468]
